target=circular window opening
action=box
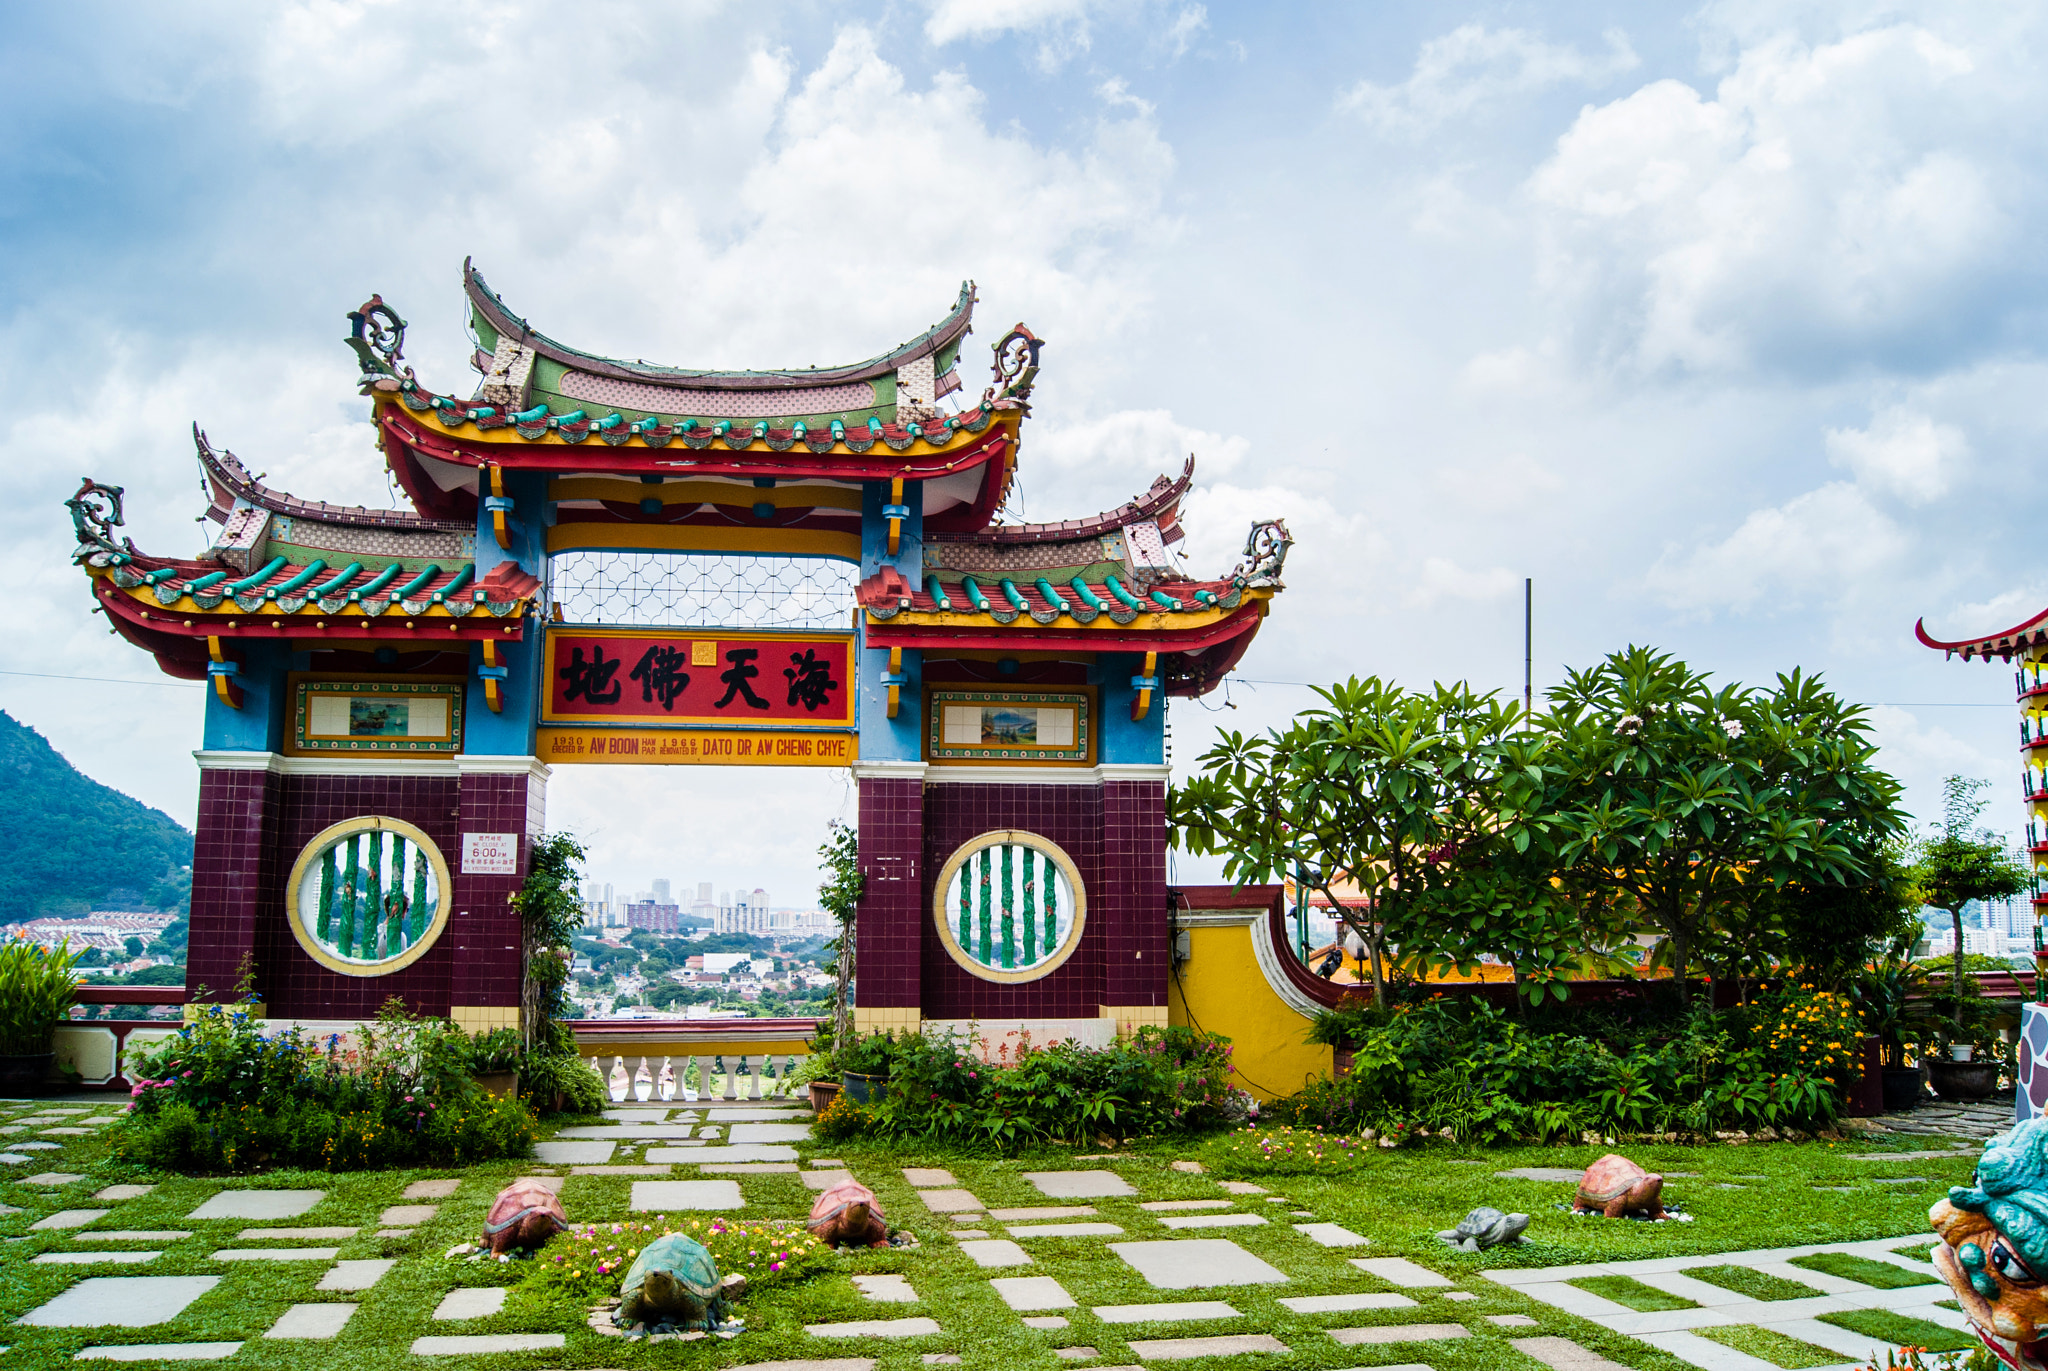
[286,816,452,977]
[932,830,1087,983]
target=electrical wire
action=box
[0,669,201,689]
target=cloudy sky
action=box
[5,0,2045,905]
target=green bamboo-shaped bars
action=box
[1000,844,1015,969]
[361,830,384,958]
[310,829,442,959]
[336,834,360,955]
[953,843,1066,970]
[409,846,429,944]
[316,845,337,940]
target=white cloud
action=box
[1647,480,1910,612]
[1163,5,1207,60]
[1405,557,1520,608]
[1432,453,1565,512]
[1339,24,1638,134]
[1527,24,2020,378]
[1027,408,1247,485]
[1825,406,1968,504]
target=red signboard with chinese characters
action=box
[542,628,856,729]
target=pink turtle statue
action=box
[806,1178,888,1248]
[479,1178,568,1255]
[1573,1154,1666,1219]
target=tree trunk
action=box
[1671,922,1690,1007]
[832,919,854,1044]
[1951,906,1965,1030]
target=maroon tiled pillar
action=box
[1100,773,1170,1028]
[448,757,548,1033]
[855,762,926,1029]
[187,756,282,1005]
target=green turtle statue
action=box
[614,1232,731,1333]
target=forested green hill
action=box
[0,710,192,920]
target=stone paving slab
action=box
[1293,1223,1368,1247]
[555,1125,699,1138]
[405,1179,462,1199]
[1495,1168,1585,1182]
[1510,1335,1637,1369]
[73,1231,189,1242]
[1139,1201,1233,1213]
[804,1171,854,1191]
[265,1303,359,1339]
[212,1248,341,1261]
[436,1286,510,1319]
[1095,1302,1242,1324]
[572,1165,673,1175]
[318,1259,397,1291]
[1329,1324,1470,1345]
[533,1140,616,1165]
[1112,1240,1289,1289]
[649,1145,797,1163]
[23,1172,84,1184]
[904,1168,958,1187]
[1349,1257,1453,1288]
[1488,1314,1541,1327]
[919,1189,986,1213]
[958,1239,1033,1268]
[75,1342,244,1361]
[237,1227,358,1241]
[33,1252,160,1264]
[94,1186,156,1201]
[16,1275,221,1325]
[807,1318,943,1337]
[737,1362,874,1371]
[188,1190,324,1221]
[1054,1346,1097,1360]
[853,1274,919,1303]
[31,1208,111,1230]
[1126,1334,1290,1359]
[410,1334,566,1354]
[0,1153,33,1165]
[729,1123,814,1142]
[1479,1234,1930,1286]
[1632,1328,1785,1371]
[1216,1183,1266,1195]
[991,1206,1097,1220]
[1279,1293,1419,1313]
[1158,1214,1266,1231]
[1010,1223,1126,1238]
[1023,1316,1071,1329]
[381,1204,439,1225]
[631,1180,744,1210]
[704,1163,799,1174]
[992,1276,1076,1310]
[1025,1170,1137,1198]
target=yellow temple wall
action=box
[1168,914,1334,1102]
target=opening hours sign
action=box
[538,627,856,767]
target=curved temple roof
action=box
[465,259,977,393]
[1917,606,2048,662]
[197,426,470,533]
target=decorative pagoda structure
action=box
[1917,611,2048,925]
[69,260,1288,1040]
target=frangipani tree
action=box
[1172,676,1598,1007]
[1544,648,1907,1004]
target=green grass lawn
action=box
[1682,1265,1823,1302]
[1787,1251,1942,1289]
[0,1096,1997,1371]
[1694,1324,1845,1368]
[1570,1275,1699,1311]
[1818,1307,1977,1352]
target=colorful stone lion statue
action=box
[1931,1116,2048,1369]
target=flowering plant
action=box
[1215,1123,1370,1175]
[521,1217,830,1303]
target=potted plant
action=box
[1854,955,1932,1112]
[467,1026,523,1099]
[0,938,81,1093]
[838,1030,894,1105]
[786,1051,840,1113]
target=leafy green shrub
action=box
[519,1052,607,1117]
[1212,1125,1369,1176]
[1275,993,1846,1143]
[522,1217,829,1304]
[837,1031,896,1076]
[1747,983,1864,1088]
[115,1000,535,1172]
[0,936,79,1053]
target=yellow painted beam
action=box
[549,478,864,511]
[546,521,861,561]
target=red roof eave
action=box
[864,603,1265,655]
[1916,610,2048,661]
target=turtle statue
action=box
[479,1178,568,1255]
[615,1232,731,1333]
[1437,1206,1530,1252]
[806,1178,889,1248]
[1573,1154,1666,1220]
[1930,1115,2048,1369]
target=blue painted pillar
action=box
[463,468,549,757]
[857,480,924,761]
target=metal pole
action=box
[1524,577,1533,719]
